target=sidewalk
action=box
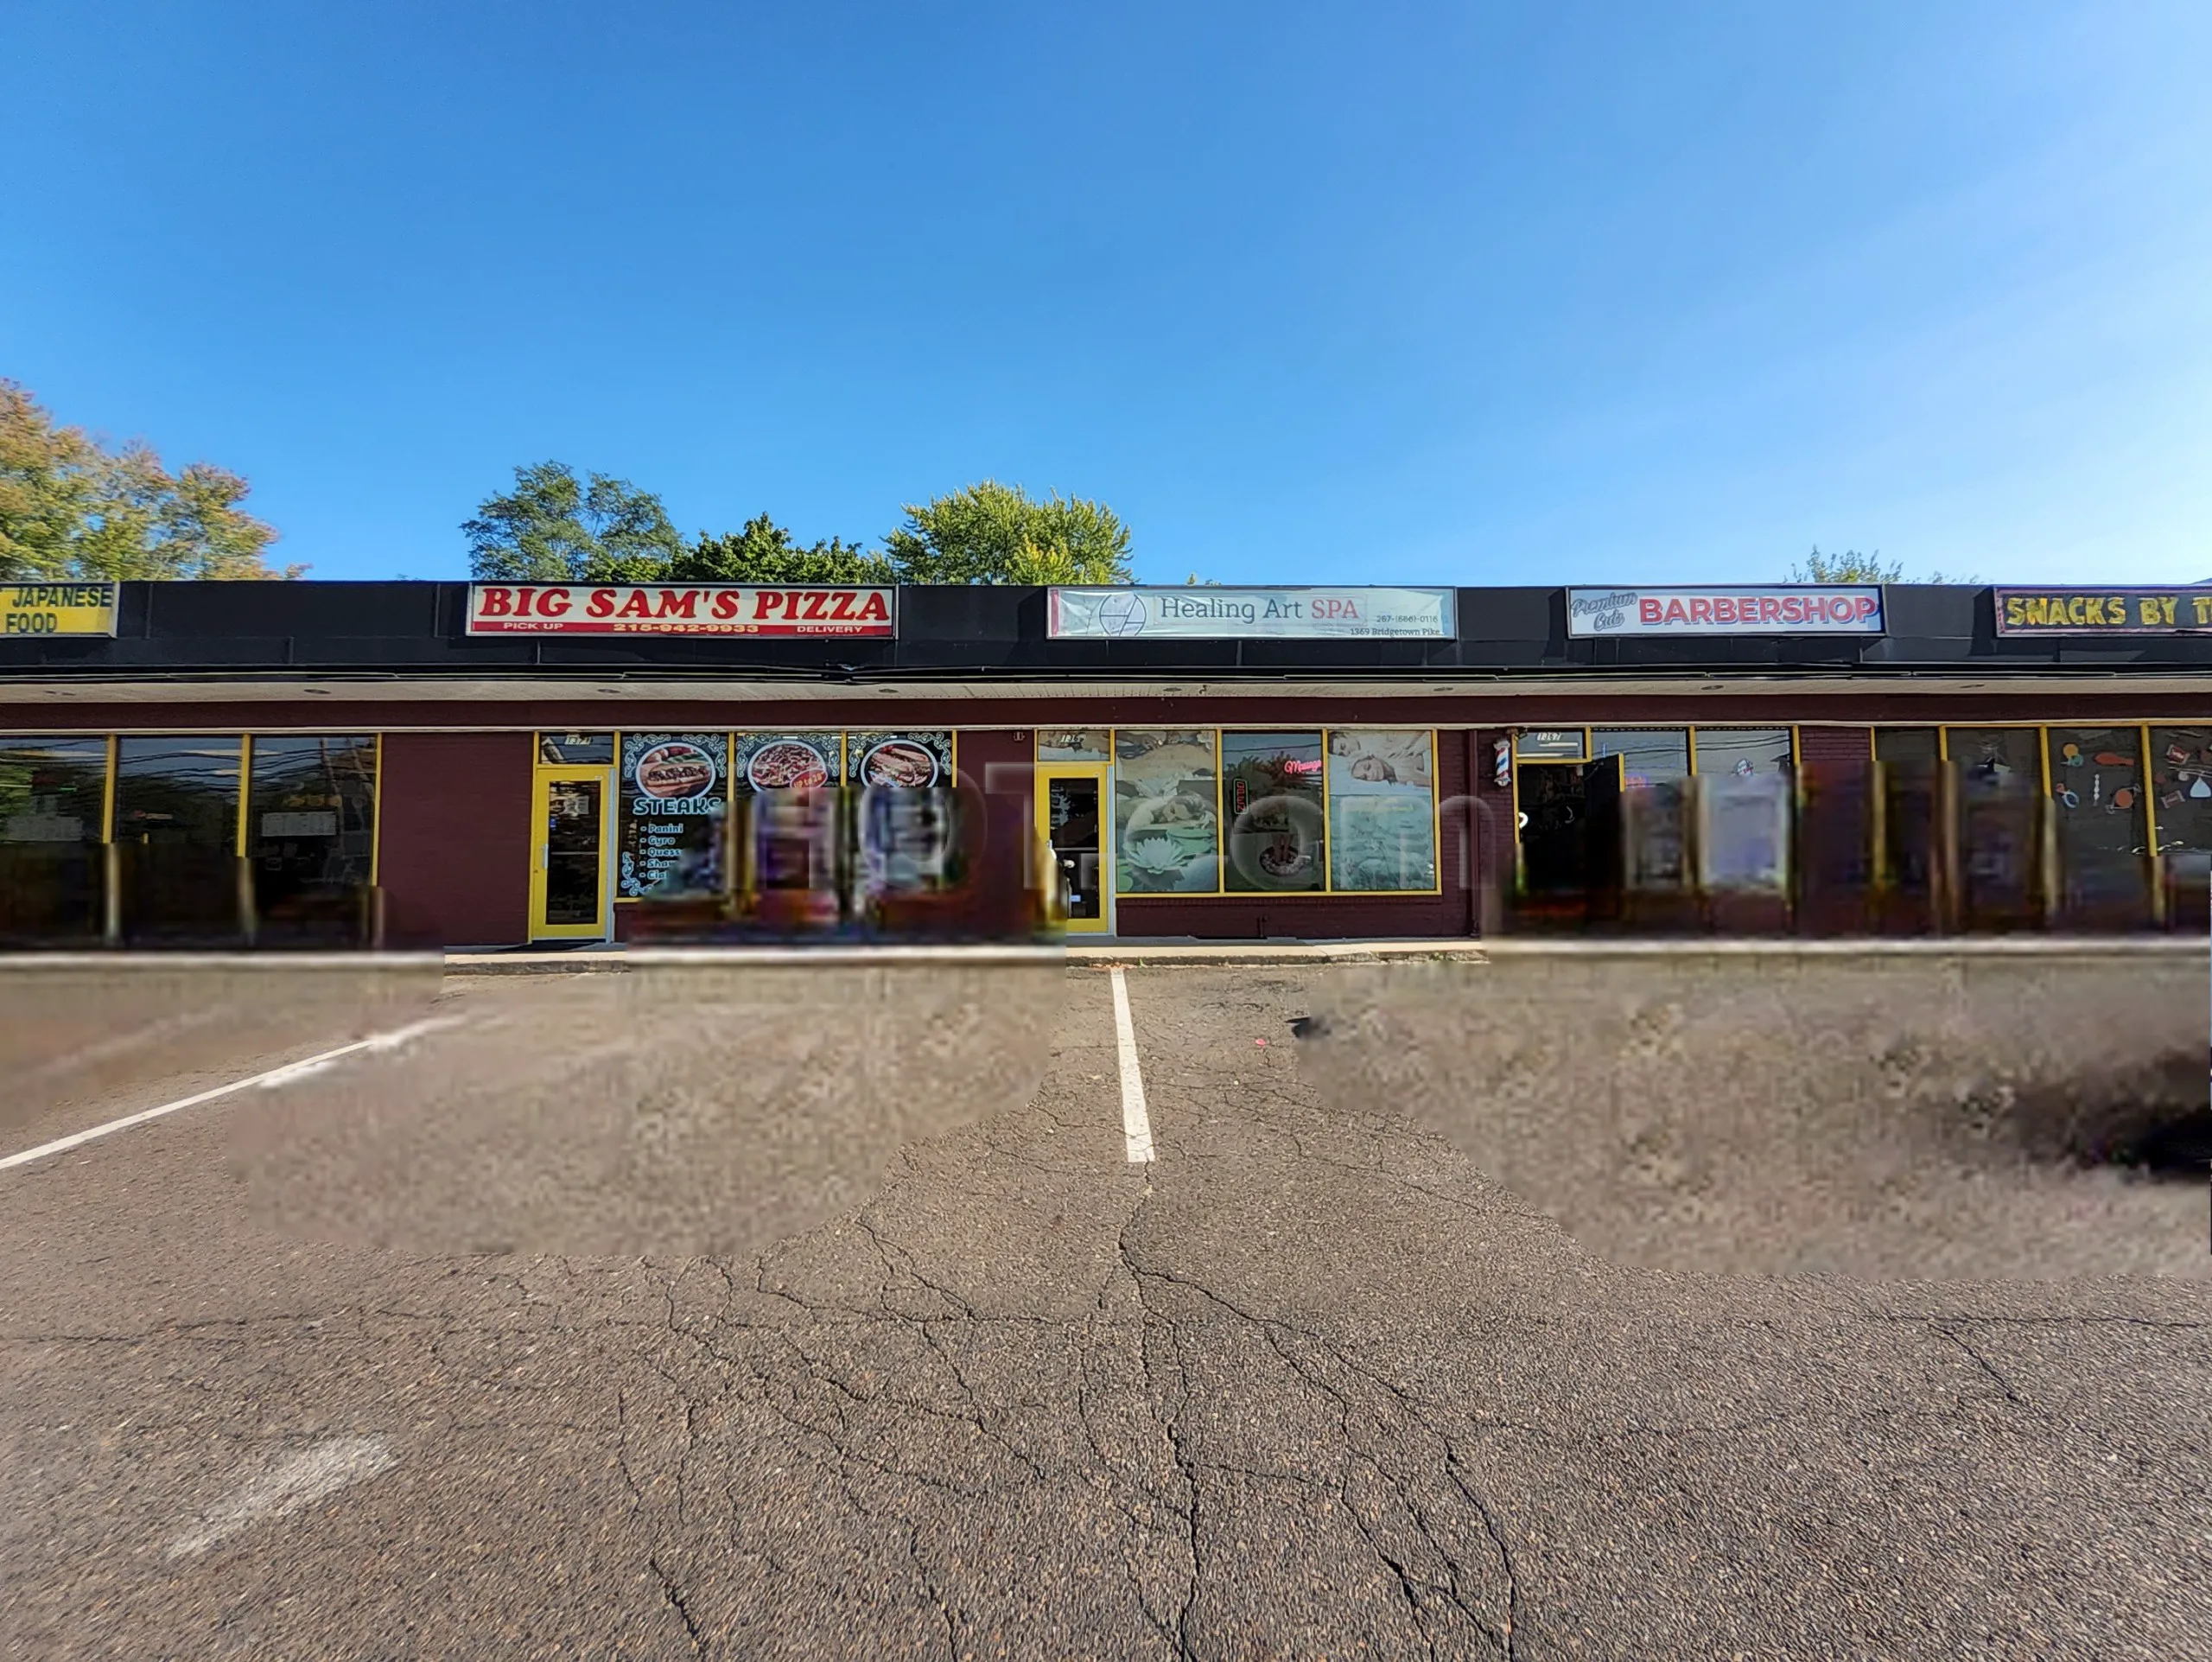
[437,934,2204,974]
[440,938,1493,973]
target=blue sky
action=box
[3,2,2207,585]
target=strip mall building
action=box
[1,578,2206,948]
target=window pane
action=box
[1115,730,1218,894]
[618,733,728,900]
[2149,727,2212,853]
[538,731,614,764]
[1946,728,2040,786]
[1591,729,1689,788]
[2047,726,2148,914]
[1223,731,1325,893]
[1694,729,1792,776]
[1873,728,1939,764]
[0,735,108,943]
[732,734,841,902]
[250,735,377,940]
[846,732,951,788]
[1327,729,1438,892]
[848,733,958,897]
[115,735,242,942]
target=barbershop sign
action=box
[1049,586,1455,640]
[1994,587,2212,636]
[466,584,896,637]
[1567,585,1885,638]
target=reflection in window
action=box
[1591,729,1689,789]
[0,735,108,943]
[250,736,377,940]
[115,735,243,942]
[1326,729,1438,892]
[1223,732,1325,893]
[1693,729,1792,777]
[1115,730,1218,894]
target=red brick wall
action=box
[377,731,533,948]
[1797,726,1875,765]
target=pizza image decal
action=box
[860,739,940,788]
[633,742,718,799]
[746,739,833,791]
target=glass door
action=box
[531,768,613,940]
[1036,763,1110,934]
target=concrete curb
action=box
[437,934,2206,974]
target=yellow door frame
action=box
[530,765,616,940]
[1034,761,1112,934]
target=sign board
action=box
[467,584,895,637]
[1993,588,2212,636]
[1049,587,1455,640]
[3,583,118,637]
[1567,586,1884,637]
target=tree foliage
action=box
[883,481,1132,585]
[0,379,293,580]
[463,462,686,582]
[671,514,896,584]
[1789,546,1980,584]
[466,466,1138,587]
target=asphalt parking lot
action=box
[3,961,2209,1659]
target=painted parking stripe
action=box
[1109,967,1154,1164]
[0,1016,463,1174]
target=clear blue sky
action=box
[3,3,2207,585]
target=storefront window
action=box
[0,735,108,943]
[1115,730,1219,894]
[733,732,840,792]
[114,735,244,942]
[2149,727,2212,853]
[1945,728,2044,924]
[1223,732,1327,893]
[1591,729,1689,789]
[2045,726,2148,916]
[617,732,728,900]
[1327,729,1437,891]
[849,733,957,899]
[1693,728,1792,777]
[249,735,377,939]
[847,732,951,789]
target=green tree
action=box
[884,481,1132,584]
[0,379,294,579]
[671,513,896,584]
[1789,546,1980,583]
[464,462,684,582]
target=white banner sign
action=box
[1049,587,1455,640]
[1567,586,1884,637]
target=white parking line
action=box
[1109,967,1154,1164]
[0,1016,463,1174]
[167,1435,397,1558]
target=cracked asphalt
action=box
[3,964,2209,1659]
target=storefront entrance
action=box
[530,766,613,940]
[1035,762,1110,933]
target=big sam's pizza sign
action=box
[466,583,895,637]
